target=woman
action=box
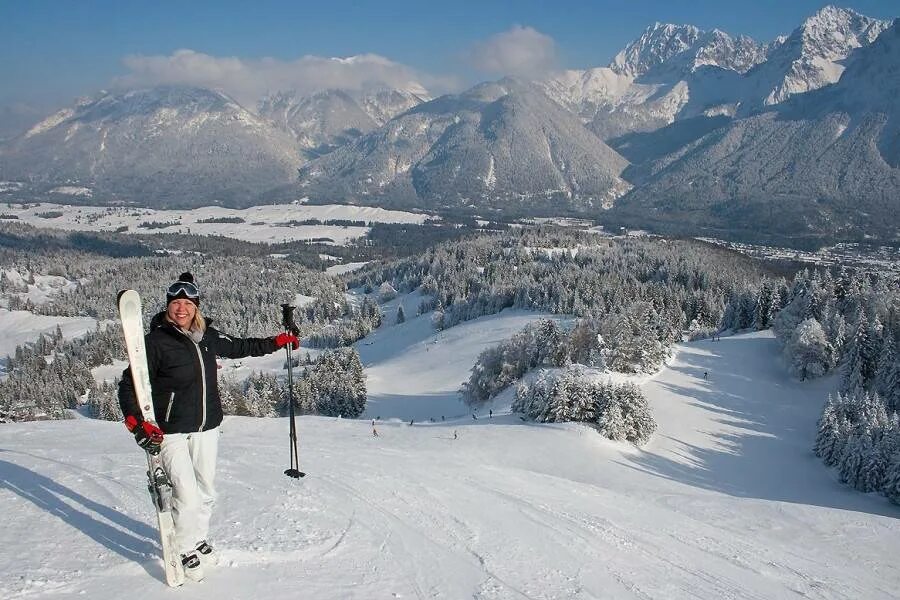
[118,272,298,582]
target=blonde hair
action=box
[191,307,207,334]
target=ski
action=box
[117,289,185,588]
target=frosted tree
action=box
[875,330,899,411]
[396,305,406,324]
[89,380,122,421]
[617,383,656,445]
[883,452,900,505]
[814,395,840,460]
[842,311,870,393]
[218,374,244,415]
[838,433,865,488]
[859,436,887,493]
[378,281,397,302]
[785,318,833,380]
[597,398,626,441]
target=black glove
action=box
[125,415,164,455]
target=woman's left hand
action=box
[274,332,300,350]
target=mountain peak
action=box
[756,5,891,105]
[610,23,702,77]
[795,4,890,56]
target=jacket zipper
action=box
[190,340,208,432]
[165,392,175,422]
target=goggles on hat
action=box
[166,281,200,299]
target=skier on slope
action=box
[118,272,298,582]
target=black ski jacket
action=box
[118,312,278,434]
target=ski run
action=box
[1,308,899,599]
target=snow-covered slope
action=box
[1,316,898,598]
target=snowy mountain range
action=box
[295,79,630,211]
[613,17,900,242]
[258,86,428,160]
[0,6,897,241]
[0,86,303,208]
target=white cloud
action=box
[469,26,559,79]
[114,49,451,108]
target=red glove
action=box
[274,332,299,350]
[125,415,164,455]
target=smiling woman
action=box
[116,270,299,581]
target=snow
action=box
[49,186,92,197]
[1,272,80,307]
[324,261,368,275]
[2,322,899,598]
[0,203,432,246]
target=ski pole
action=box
[281,303,305,479]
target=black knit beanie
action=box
[166,272,200,306]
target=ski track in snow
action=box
[0,327,899,599]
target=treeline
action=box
[814,390,900,502]
[353,229,779,375]
[0,323,125,421]
[461,320,656,445]
[2,253,343,337]
[0,236,361,421]
[306,296,382,348]
[774,268,900,402]
[772,268,900,501]
[514,366,656,445]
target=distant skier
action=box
[703,371,708,380]
[453,430,458,440]
[118,272,298,582]
[489,409,492,419]
[409,418,414,426]
[373,426,379,437]
[472,414,478,420]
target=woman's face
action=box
[167,298,197,330]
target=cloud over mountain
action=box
[115,50,435,108]
[468,26,560,79]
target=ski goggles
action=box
[166,281,201,299]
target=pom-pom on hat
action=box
[166,272,200,306]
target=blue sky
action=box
[0,0,897,111]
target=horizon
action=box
[1,0,897,122]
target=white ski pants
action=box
[159,427,220,555]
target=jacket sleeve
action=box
[117,333,160,423]
[210,328,278,359]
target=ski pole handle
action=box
[281,303,300,336]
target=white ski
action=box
[117,289,185,588]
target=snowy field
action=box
[0,202,431,245]
[1,313,899,598]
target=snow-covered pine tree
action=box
[858,435,887,493]
[814,395,840,459]
[785,318,833,380]
[882,451,900,504]
[838,433,865,489]
[617,383,656,445]
[597,397,626,441]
